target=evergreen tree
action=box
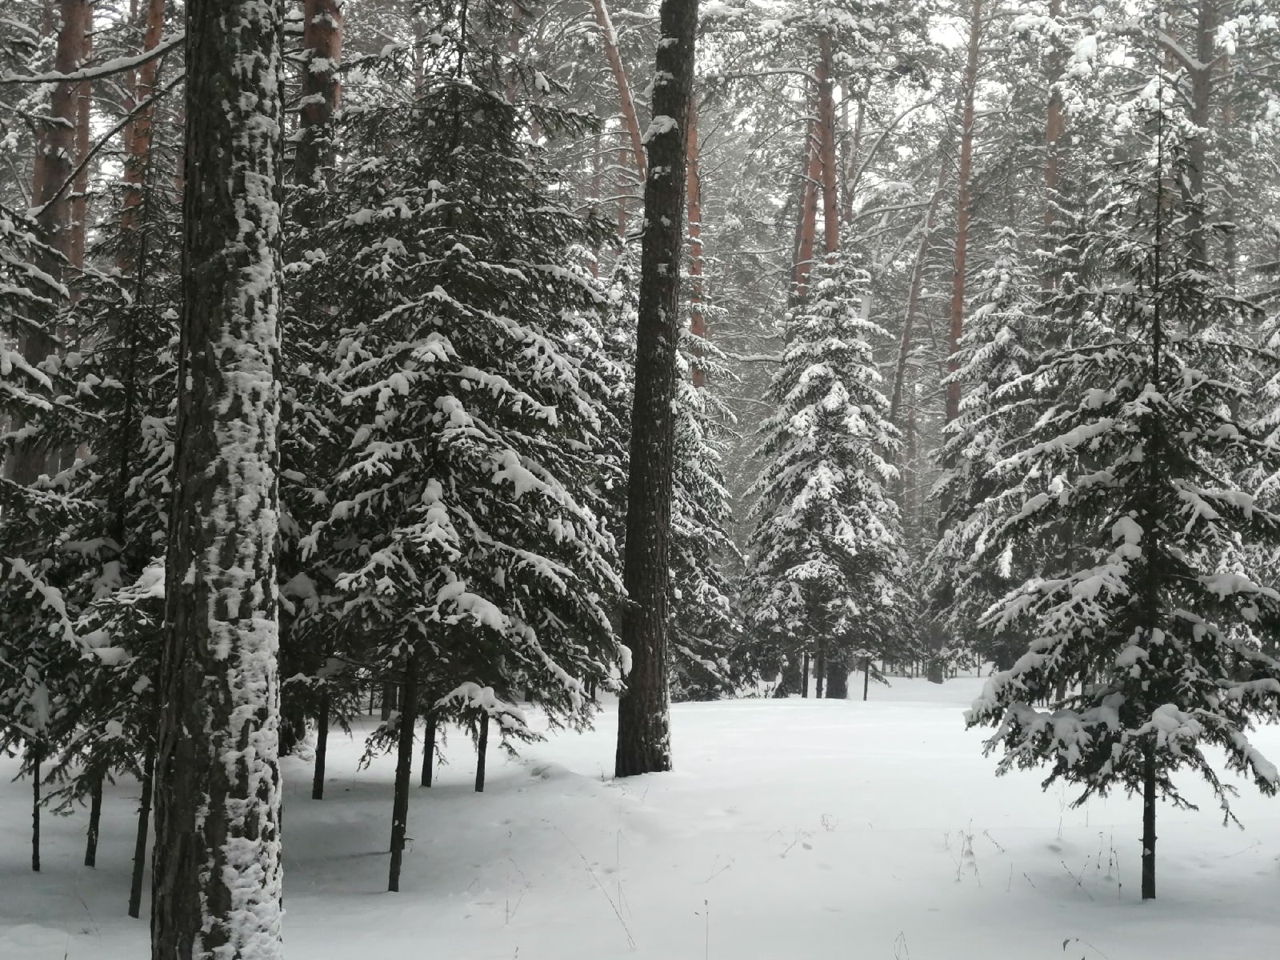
[743,254,910,697]
[966,91,1280,901]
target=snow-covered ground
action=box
[4,675,1278,959]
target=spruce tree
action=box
[743,254,910,696]
[966,92,1280,901]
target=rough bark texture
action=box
[128,741,156,919]
[150,0,286,956]
[120,0,167,242]
[388,654,419,892]
[295,0,343,186]
[945,0,982,427]
[1042,0,1064,265]
[614,0,699,779]
[686,100,705,388]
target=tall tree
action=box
[614,0,700,778]
[150,0,285,957]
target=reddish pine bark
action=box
[792,118,821,300]
[120,0,167,242]
[295,0,343,186]
[590,0,646,181]
[945,0,982,426]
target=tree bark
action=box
[120,0,167,245]
[792,118,821,300]
[815,638,826,699]
[945,0,982,427]
[311,691,329,800]
[474,713,490,793]
[614,0,699,779]
[420,710,437,787]
[31,747,41,872]
[1141,743,1157,900]
[294,0,343,187]
[825,653,848,700]
[388,653,419,892]
[128,741,156,919]
[863,657,871,701]
[589,0,645,181]
[1042,0,1064,279]
[85,770,104,867]
[801,651,810,698]
[6,0,91,486]
[150,0,285,955]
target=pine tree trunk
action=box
[311,692,329,800]
[150,1,285,955]
[801,651,810,698]
[85,770,104,867]
[475,713,490,793]
[69,19,91,275]
[31,747,41,872]
[295,0,343,187]
[815,639,826,699]
[945,0,982,427]
[381,680,394,721]
[825,653,848,700]
[863,658,871,701]
[120,0,166,245]
[613,0,699,779]
[6,0,91,486]
[589,0,645,181]
[420,711,436,788]
[817,31,839,257]
[128,741,156,919]
[388,654,419,892]
[686,100,706,387]
[1141,743,1157,900]
[792,119,822,300]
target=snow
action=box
[4,677,1280,960]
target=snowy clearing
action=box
[4,676,1278,959]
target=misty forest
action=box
[3,1,1280,958]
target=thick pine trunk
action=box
[120,0,167,245]
[825,653,848,700]
[85,771,104,867]
[815,639,826,699]
[862,658,871,701]
[1042,0,1064,276]
[801,651,810,698]
[420,711,437,788]
[295,0,343,186]
[945,0,982,427]
[311,692,329,800]
[614,0,700,779]
[475,713,490,793]
[128,741,156,919]
[388,655,419,892]
[150,1,285,955]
